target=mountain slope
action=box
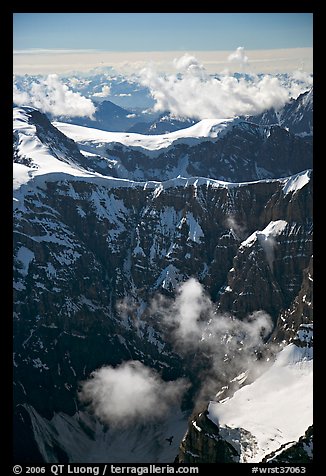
[179,324,313,463]
[13,106,313,463]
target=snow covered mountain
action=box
[55,116,312,183]
[127,113,197,135]
[245,87,313,138]
[13,105,313,463]
[179,323,313,463]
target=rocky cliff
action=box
[13,106,313,463]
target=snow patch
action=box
[207,341,313,462]
[155,265,182,291]
[282,170,311,195]
[186,212,204,243]
[54,117,237,153]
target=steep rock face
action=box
[127,113,196,135]
[13,173,312,459]
[270,256,313,344]
[217,178,312,320]
[178,411,239,463]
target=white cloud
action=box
[13,74,96,118]
[288,70,313,99]
[139,54,312,120]
[93,84,111,98]
[173,53,208,79]
[161,277,212,345]
[79,361,189,428]
[228,46,249,66]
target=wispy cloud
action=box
[82,278,277,427]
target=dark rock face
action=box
[178,411,239,463]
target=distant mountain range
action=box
[22,86,312,140]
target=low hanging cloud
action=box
[13,74,96,118]
[79,360,189,428]
[151,278,272,354]
[149,278,274,404]
[138,52,311,120]
[86,278,274,426]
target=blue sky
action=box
[13,13,313,52]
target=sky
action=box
[13,13,313,51]
[13,13,313,75]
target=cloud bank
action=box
[79,361,189,428]
[138,53,311,120]
[13,74,96,118]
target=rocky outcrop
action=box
[262,426,313,463]
[178,410,239,463]
[179,334,313,463]
[270,256,313,344]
